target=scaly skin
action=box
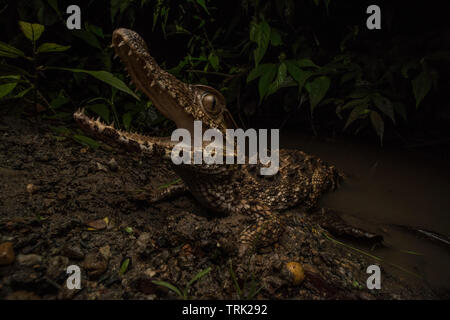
[74,28,342,256]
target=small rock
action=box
[136,232,151,251]
[26,184,38,194]
[99,245,111,261]
[107,158,119,172]
[83,252,108,277]
[0,242,15,265]
[62,245,84,260]
[16,253,43,267]
[96,162,108,172]
[47,256,70,278]
[144,269,157,278]
[86,218,108,230]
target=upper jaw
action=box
[112,28,196,131]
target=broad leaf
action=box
[344,104,369,130]
[270,29,283,46]
[196,0,210,14]
[305,76,330,112]
[257,63,277,103]
[285,60,313,92]
[208,52,219,71]
[370,110,384,144]
[253,21,271,66]
[247,63,275,83]
[0,75,20,99]
[72,30,102,50]
[50,67,139,100]
[89,103,110,123]
[371,93,395,123]
[19,21,45,42]
[0,41,25,58]
[267,62,287,96]
[37,43,71,53]
[123,112,132,130]
[412,71,432,108]
[296,58,319,69]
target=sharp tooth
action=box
[96,116,101,122]
[150,80,155,87]
[128,50,132,56]
[109,44,114,48]
[118,41,125,47]
[143,65,147,70]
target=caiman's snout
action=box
[111,28,238,134]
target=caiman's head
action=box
[111,28,237,134]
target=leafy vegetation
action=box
[152,266,212,299]
[0,0,448,144]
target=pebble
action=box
[96,162,108,172]
[107,158,119,171]
[83,252,108,277]
[99,245,111,260]
[0,242,15,265]
[16,253,43,267]
[62,245,84,260]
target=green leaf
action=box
[152,280,182,298]
[14,87,32,98]
[0,41,25,58]
[124,226,133,234]
[412,71,432,108]
[370,110,384,144]
[50,67,139,100]
[267,62,287,96]
[50,93,70,109]
[18,21,45,42]
[296,58,319,69]
[89,103,110,123]
[119,258,130,275]
[247,63,275,83]
[123,112,132,130]
[252,21,271,66]
[344,104,369,130]
[371,93,395,123]
[72,134,100,149]
[72,30,102,50]
[257,63,277,103]
[270,29,283,46]
[342,97,369,110]
[196,0,210,15]
[37,43,71,53]
[285,60,313,92]
[305,76,331,112]
[0,75,20,99]
[186,267,212,290]
[208,52,219,71]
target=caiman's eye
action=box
[201,93,220,114]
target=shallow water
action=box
[282,131,450,290]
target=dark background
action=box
[0,0,449,153]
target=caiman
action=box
[74,28,344,256]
